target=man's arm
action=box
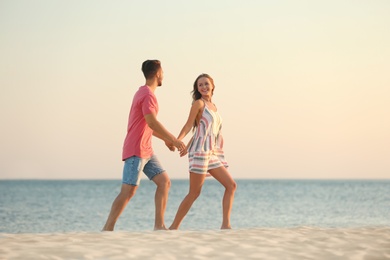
[144,113,185,150]
[153,129,175,151]
[152,130,164,140]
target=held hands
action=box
[173,139,186,153]
[179,146,188,157]
[174,139,188,157]
[165,139,186,155]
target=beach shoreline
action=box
[1,227,389,259]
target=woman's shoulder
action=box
[192,99,205,108]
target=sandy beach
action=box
[1,227,389,260]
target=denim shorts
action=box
[122,155,165,186]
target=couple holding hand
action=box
[103,60,236,231]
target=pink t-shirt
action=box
[122,85,158,160]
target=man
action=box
[102,60,185,231]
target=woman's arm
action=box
[180,135,193,157]
[177,100,203,141]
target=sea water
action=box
[0,179,389,233]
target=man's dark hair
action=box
[142,60,161,79]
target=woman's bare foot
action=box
[154,225,168,231]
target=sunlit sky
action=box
[1,0,389,180]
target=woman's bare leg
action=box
[209,167,237,229]
[169,173,206,230]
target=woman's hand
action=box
[180,146,188,157]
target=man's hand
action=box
[165,141,176,151]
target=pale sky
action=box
[1,0,389,180]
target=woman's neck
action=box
[201,96,212,102]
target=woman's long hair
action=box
[191,73,215,129]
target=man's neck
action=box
[145,80,158,92]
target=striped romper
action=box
[187,101,228,174]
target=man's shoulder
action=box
[134,85,156,102]
[137,85,155,94]
[134,85,146,94]
[134,85,149,96]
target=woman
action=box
[169,73,237,230]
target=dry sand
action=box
[1,227,390,259]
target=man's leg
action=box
[152,172,171,230]
[102,183,138,231]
